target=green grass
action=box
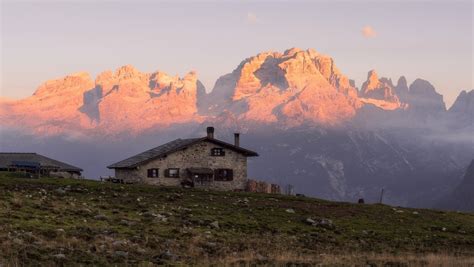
[0,172,473,266]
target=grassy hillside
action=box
[0,173,473,266]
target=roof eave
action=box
[61,169,83,172]
[107,165,135,170]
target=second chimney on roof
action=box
[207,126,214,139]
[234,133,240,147]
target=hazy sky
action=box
[1,0,472,107]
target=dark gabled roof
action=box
[107,138,201,169]
[0,153,83,172]
[107,137,258,169]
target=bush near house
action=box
[0,172,473,266]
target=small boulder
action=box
[55,188,66,195]
[317,218,334,229]
[142,211,156,218]
[305,218,316,226]
[210,221,219,229]
[156,250,176,260]
[56,228,65,235]
[94,214,108,220]
[119,219,132,226]
[285,208,295,214]
[112,240,128,247]
[53,253,66,260]
[114,251,128,258]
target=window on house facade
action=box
[214,168,233,181]
[147,168,159,178]
[211,148,225,156]
[164,168,180,178]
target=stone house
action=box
[107,127,258,190]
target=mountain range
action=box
[1,48,473,209]
[2,47,471,136]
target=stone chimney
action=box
[234,133,240,147]
[206,126,214,139]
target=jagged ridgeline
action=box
[1,47,471,136]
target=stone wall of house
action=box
[114,140,248,191]
[50,171,82,179]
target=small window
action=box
[211,148,225,156]
[214,168,233,181]
[165,168,180,178]
[147,168,159,178]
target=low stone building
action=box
[0,152,83,178]
[107,127,259,190]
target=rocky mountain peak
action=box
[449,90,474,114]
[362,70,380,91]
[33,71,93,98]
[206,48,360,126]
[184,71,198,80]
[92,66,203,133]
[409,79,437,95]
[360,70,400,106]
[407,79,446,112]
[95,70,114,85]
[283,47,304,57]
[396,76,408,89]
[1,65,204,136]
[115,64,141,79]
[394,76,409,102]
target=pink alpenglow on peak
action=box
[0,65,204,136]
[360,70,400,103]
[208,48,360,126]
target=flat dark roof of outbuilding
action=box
[0,152,83,172]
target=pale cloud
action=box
[361,26,377,38]
[246,12,258,24]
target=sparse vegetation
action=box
[0,172,473,266]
